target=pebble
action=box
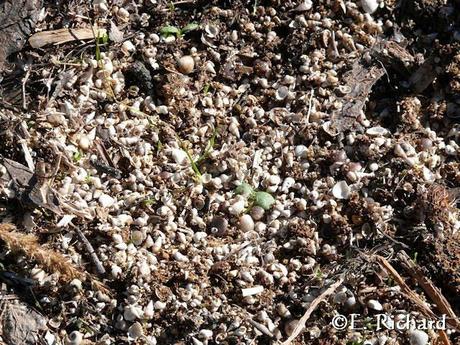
[124,305,143,321]
[345,296,357,308]
[361,0,379,14]
[408,330,429,345]
[250,206,265,220]
[66,331,83,345]
[239,214,255,232]
[229,197,246,215]
[78,135,91,151]
[367,299,383,311]
[208,216,228,236]
[171,148,188,165]
[177,55,195,74]
[294,145,308,158]
[99,194,116,208]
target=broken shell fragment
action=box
[332,181,351,199]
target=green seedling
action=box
[95,30,109,62]
[73,150,83,163]
[179,128,217,179]
[234,183,276,210]
[203,84,211,94]
[159,22,199,38]
[314,266,323,280]
[183,146,202,178]
[235,182,254,197]
[143,197,156,206]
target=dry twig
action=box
[71,224,106,275]
[374,254,452,345]
[280,276,345,345]
[397,251,460,329]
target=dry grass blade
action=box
[0,223,108,293]
[397,251,460,330]
[280,277,344,345]
[374,255,452,345]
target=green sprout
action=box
[314,266,323,280]
[234,183,275,210]
[143,197,156,206]
[203,84,211,94]
[178,128,217,179]
[159,22,199,38]
[95,30,109,62]
[73,150,83,162]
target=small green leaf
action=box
[143,198,156,206]
[101,33,109,44]
[254,191,275,210]
[73,151,83,162]
[181,22,199,34]
[235,183,254,197]
[160,25,181,37]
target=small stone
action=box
[122,40,136,54]
[345,296,357,308]
[250,206,265,221]
[367,299,383,311]
[361,0,379,13]
[284,319,299,336]
[171,148,188,165]
[99,194,116,208]
[408,330,429,345]
[177,55,195,74]
[208,216,228,236]
[294,0,312,11]
[228,198,245,215]
[294,145,308,158]
[239,214,254,232]
[124,305,143,321]
[78,135,91,151]
[67,330,83,345]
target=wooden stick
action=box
[374,255,452,345]
[73,225,106,275]
[280,277,344,345]
[397,251,460,330]
[29,26,107,48]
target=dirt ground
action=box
[0,0,459,344]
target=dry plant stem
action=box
[72,225,106,275]
[397,251,460,329]
[22,66,31,110]
[0,223,85,281]
[374,255,452,345]
[0,223,108,293]
[280,276,345,345]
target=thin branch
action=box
[280,276,345,345]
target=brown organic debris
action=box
[28,26,107,49]
[0,223,107,292]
